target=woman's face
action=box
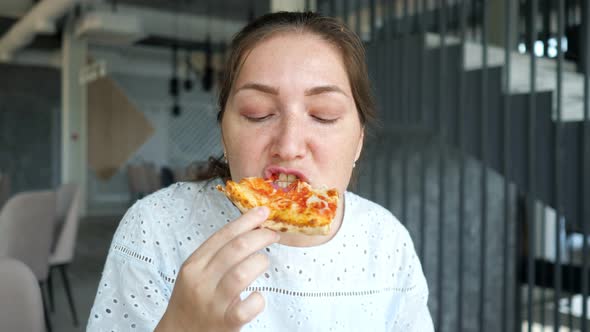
[221,32,363,195]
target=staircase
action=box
[365,33,585,229]
[357,30,589,331]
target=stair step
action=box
[426,32,585,122]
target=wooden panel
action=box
[87,76,154,181]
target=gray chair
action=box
[126,164,139,199]
[47,183,81,326]
[0,257,45,332]
[144,162,161,194]
[127,163,161,200]
[127,164,148,201]
[0,190,57,332]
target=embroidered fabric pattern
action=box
[158,271,176,284]
[113,244,153,264]
[244,285,417,297]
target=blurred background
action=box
[0,0,588,331]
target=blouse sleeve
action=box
[390,228,434,332]
[86,199,173,332]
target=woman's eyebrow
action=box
[235,83,279,95]
[304,85,348,97]
[235,83,349,98]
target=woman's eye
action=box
[245,114,273,122]
[312,115,338,124]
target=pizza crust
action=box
[262,219,330,236]
[217,178,338,236]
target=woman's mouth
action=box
[264,166,309,188]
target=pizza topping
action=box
[217,176,339,235]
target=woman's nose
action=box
[270,116,307,161]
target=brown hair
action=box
[199,11,376,181]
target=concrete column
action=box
[61,12,88,215]
[271,0,315,12]
[489,0,519,50]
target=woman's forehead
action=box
[234,33,351,94]
[247,32,341,63]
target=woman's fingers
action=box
[224,291,266,328]
[206,227,279,279]
[215,252,270,308]
[187,206,270,266]
[163,207,274,331]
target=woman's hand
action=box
[155,207,279,332]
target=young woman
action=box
[88,11,433,331]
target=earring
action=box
[223,152,228,163]
[353,161,357,169]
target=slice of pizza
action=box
[216,175,339,236]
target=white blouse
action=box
[87,180,433,331]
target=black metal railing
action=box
[313,0,590,331]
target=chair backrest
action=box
[0,257,44,332]
[0,190,56,281]
[127,163,153,198]
[160,166,175,187]
[143,163,161,194]
[173,166,189,182]
[127,164,141,198]
[56,183,77,223]
[50,184,82,265]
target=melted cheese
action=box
[218,177,339,229]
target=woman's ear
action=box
[354,129,364,162]
[220,129,227,156]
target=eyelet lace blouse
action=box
[87,180,433,331]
